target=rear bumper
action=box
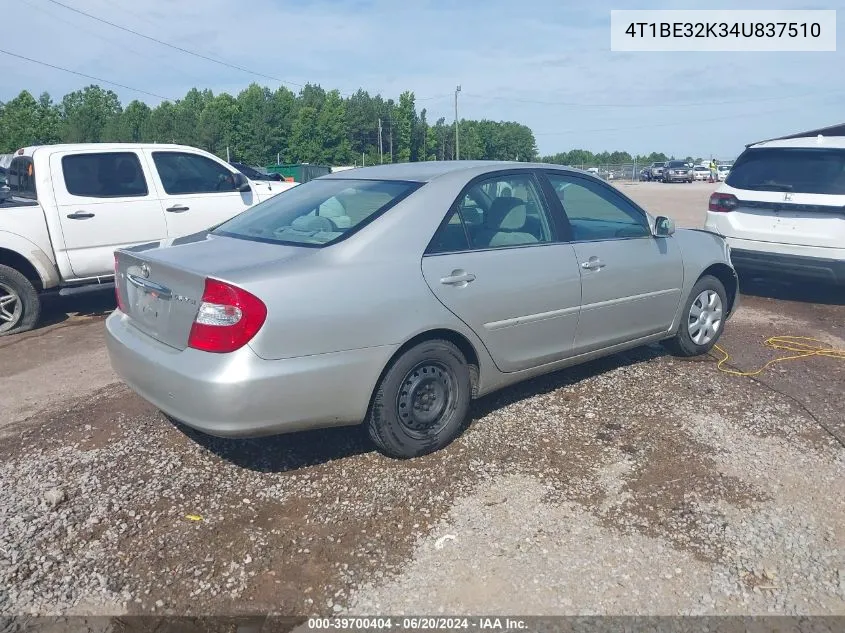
[663,174,691,182]
[105,311,397,437]
[730,248,845,284]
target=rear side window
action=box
[727,148,845,195]
[62,152,148,198]
[426,208,470,254]
[152,151,238,195]
[7,157,37,199]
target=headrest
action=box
[486,196,527,230]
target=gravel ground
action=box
[1,289,843,618]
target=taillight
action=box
[114,254,126,312]
[187,278,267,353]
[709,192,738,212]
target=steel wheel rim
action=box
[0,282,22,333]
[688,289,723,346]
[396,361,456,438]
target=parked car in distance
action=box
[705,136,845,284]
[0,143,296,336]
[693,165,710,181]
[717,164,732,181]
[107,161,739,459]
[649,162,665,181]
[663,160,694,183]
[230,162,282,181]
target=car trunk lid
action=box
[115,232,310,350]
[719,186,845,248]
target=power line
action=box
[41,0,448,103]
[463,89,845,109]
[0,48,176,101]
[534,105,809,136]
[44,0,309,89]
[20,0,199,85]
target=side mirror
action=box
[232,171,251,192]
[654,216,675,237]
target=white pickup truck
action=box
[0,143,298,335]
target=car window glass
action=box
[7,157,37,199]
[463,174,553,250]
[546,173,650,241]
[61,152,148,198]
[214,178,418,246]
[152,151,238,195]
[726,148,845,194]
[426,208,470,254]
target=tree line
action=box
[0,83,538,167]
[0,82,685,168]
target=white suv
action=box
[704,136,845,284]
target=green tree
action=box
[60,85,122,142]
[0,91,40,152]
[290,106,320,162]
[198,93,239,157]
[395,91,415,163]
[315,90,350,165]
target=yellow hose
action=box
[713,336,845,376]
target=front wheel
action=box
[366,339,471,459]
[0,264,41,336]
[662,275,727,357]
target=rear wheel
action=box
[662,275,727,357]
[366,339,471,459]
[0,265,41,336]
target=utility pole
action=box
[389,120,393,163]
[226,146,230,162]
[454,85,461,160]
[378,118,383,164]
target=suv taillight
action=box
[709,192,738,212]
[187,278,267,353]
[114,254,126,312]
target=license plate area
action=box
[126,275,173,340]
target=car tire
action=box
[366,339,472,459]
[662,275,727,357]
[0,264,41,336]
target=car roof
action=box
[746,136,845,150]
[319,160,585,182]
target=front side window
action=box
[213,178,420,246]
[62,152,148,198]
[152,152,239,195]
[546,173,650,241]
[460,174,553,250]
[7,157,37,199]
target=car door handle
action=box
[440,270,476,286]
[580,257,605,271]
[166,205,190,213]
[66,211,95,219]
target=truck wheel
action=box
[0,264,41,336]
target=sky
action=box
[1,0,842,160]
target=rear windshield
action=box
[213,178,421,246]
[726,148,845,195]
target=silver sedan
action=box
[106,162,739,459]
